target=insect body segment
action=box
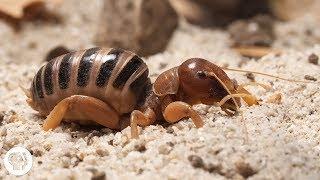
[58,52,73,90]
[28,48,149,117]
[76,47,100,87]
[178,58,241,112]
[27,48,261,138]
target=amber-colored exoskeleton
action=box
[24,47,317,138]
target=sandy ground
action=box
[0,1,320,179]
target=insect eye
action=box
[197,71,206,79]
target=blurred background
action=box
[0,0,319,64]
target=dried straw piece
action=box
[0,0,62,18]
[233,46,281,58]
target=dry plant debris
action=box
[232,46,281,58]
[269,0,320,21]
[0,0,62,18]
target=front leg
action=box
[163,101,204,128]
[236,82,271,106]
[130,108,156,139]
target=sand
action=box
[0,1,320,179]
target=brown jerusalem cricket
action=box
[24,47,315,138]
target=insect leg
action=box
[130,108,156,139]
[218,93,258,107]
[43,95,120,131]
[237,82,271,91]
[235,82,271,106]
[163,101,204,128]
[235,89,259,106]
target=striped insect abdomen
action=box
[29,47,150,115]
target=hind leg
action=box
[163,101,204,128]
[43,95,120,131]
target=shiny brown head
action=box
[154,58,243,114]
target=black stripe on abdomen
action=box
[77,47,101,87]
[96,48,123,87]
[130,70,149,103]
[58,52,73,89]
[113,55,143,88]
[44,61,54,95]
[130,70,149,92]
[34,66,44,98]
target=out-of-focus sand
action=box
[0,1,320,179]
